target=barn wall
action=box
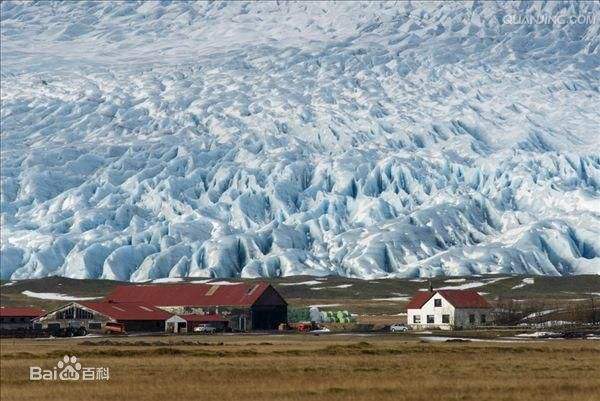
[250,286,288,330]
[0,317,35,330]
[250,305,287,330]
[118,320,166,332]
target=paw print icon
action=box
[58,355,82,381]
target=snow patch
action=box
[280,280,322,286]
[444,278,467,283]
[22,290,100,301]
[372,297,411,302]
[438,277,508,290]
[512,278,535,290]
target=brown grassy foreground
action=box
[1,334,599,401]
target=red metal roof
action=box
[178,314,228,322]
[406,290,491,309]
[106,282,273,307]
[405,291,435,309]
[0,307,45,318]
[78,301,173,321]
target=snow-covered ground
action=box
[311,283,353,290]
[1,1,599,281]
[512,277,536,289]
[21,290,100,301]
[279,280,322,286]
[437,277,508,290]
[372,296,412,302]
[522,309,558,320]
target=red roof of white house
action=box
[406,290,491,309]
[106,282,276,307]
[77,301,173,321]
[0,307,45,318]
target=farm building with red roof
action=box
[0,307,45,331]
[33,301,173,333]
[106,281,287,331]
[29,282,287,333]
[406,289,493,330]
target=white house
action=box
[406,289,493,330]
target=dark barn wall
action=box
[0,317,34,331]
[250,305,287,330]
[118,320,165,332]
[250,286,288,330]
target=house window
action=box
[89,322,102,330]
[427,315,434,324]
[442,314,450,324]
[413,315,421,324]
[480,314,486,324]
[469,314,476,324]
[434,299,442,307]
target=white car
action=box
[390,324,409,332]
[193,324,217,334]
[309,327,331,335]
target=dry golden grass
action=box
[1,334,599,401]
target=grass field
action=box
[1,334,599,401]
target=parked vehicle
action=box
[103,322,126,335]
[296,322,316,332]
[194,324,217,334]
[309,327,331,335]
[390,324,409,332]
[51,326,88,337]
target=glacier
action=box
[1,1,599,281]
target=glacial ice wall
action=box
[1,1,599,280]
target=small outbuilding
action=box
[0,307,45,331]
[406,289,493,330]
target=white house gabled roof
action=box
[406,290,492,309]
